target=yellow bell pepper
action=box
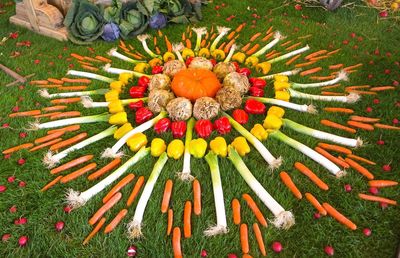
[198,48,210,58]
[118,73,133,86]
[189,138,207,158]
[182,48,195,60]
[163,52,175,62]
[105,90,120,102]
[230,136,250,156]
[109,112,128,125]
[127,133,148,152]
[211,49,226,61]
[134,63,150,73]
[167,139,184,160]
[151,138,166,157]
[148,58,163,68]
[275,91,291,102]
[232,52,246,63]
[250,124,268,141]
[210,136,227,158]
[108,100,125,114]
[256,62,272,75]
[114,123,133,140]
[263,114,282,130]
[274,81,291,91]
[245,56,259,67]
[267,106,285,118]
[274,75,289,82]
[109,81,124,93]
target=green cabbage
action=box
[119,2,149,39]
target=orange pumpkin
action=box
[171,68,221,101]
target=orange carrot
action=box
[50,155,94,174]
[370,86,395,91]
[311,75,336,81]
[29,138,62,152]
[35,131,65,144]
[345,158,374,180]
[280,40,292,47]
[49,132,87,151]
[279,171,302,199]
[309,55,329,62]
[318,142,352,155]
[241,43,251,52]
[47,78,64,85]
[347,120,375,131]
[321,84,341,90]
[183,201,192,238]
[70,53,84,60]
[323,202,357,230]
[235,23,245,33]
[165,35,172,52]
[285,42,302,51]
[321,92,345,96]
[167,208,173,236]
[261,32,274,42]
[77,61,93,66]
[95,55,112,63]
[185,38,191,49]
[232,198,241,225]
[224,39,236,54]
[123,51,143,60]
[294,162,329,190]
[158,30,163,37]
[369,180,398,188]
[305,50,328,60]
[349,116,380,123]
[345,85,370,91]
[265,50,277,58]
[155,47,161,55]
[246,44,260,55]
[300,67,322,76]
[329,63,344,69]
[193,179,201,215]
[37,84,62,89]
[240,224,249,254]
[47,125,80,134]
[343,63,363,71]
[326,48,341,56]
[253,223,266,256]
[89,192,122,226]
[242,194,268,227]
[346,90,376,95]
[315,147,350,169]
[104,209,128,234]
[323,107,354,114]
[81,65,99,72]
[218,42,226,51]
[358,193,397,205]
[2,143,34,154]
[60,163,97,183]
[285,54,301,66]
[305,193,327,216]
[250,32,262,42]
[88,158,121,180]
[58,86,88,91]
[266,26,273,35]
[83,56,101,63]
[50,97,81,104]
[374,123,400,130]
[172,227,182,258]
[126,176,145,207]
[200,39,206,48]
[320,119,357,134]
[102,173,135,204]
[61,77,91,84]
[181,32,186,41]
[227,31,235,40]
[161,179,173,213]
[346,154,376,165]
[30,80,49,85]
[295,60,317,68]
[34,112,62,118]
[43,105,68,112]
[40,176,62,192]
[9,110,41,117]
[83,217,106,245]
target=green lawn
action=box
[0,0,399,257]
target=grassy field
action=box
[0,0,399,257]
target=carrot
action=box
[309,55,329,62]
[294,162,329,190]
[102,174,135,204]
[300,67,322,76]
[324,107,354,114]
[47,125,80,134]
[183,201,192,238]
[58,86,88,91]
[104,209,128,234]
[70,53,84,60]
[329,63,344,69]
[323,202,357,230]
[155,46,161,55]
[40,176,62,192]
[50,110,81,120]
[321,84,341,90]
[166,208,174,237]
[81,65,99,72]
[318,142,352,155]
[210,32,217,41]
[30,80,49,85]
[2,143,34,154]
[347,120,375,131]
[266,26,273,35]
[34,112,62,118]
[369,180,398,188]
[29,138,62,152]
[242,194,268,227]
[34,131,65,144]
[326,48,341,56]
[231,198,241,225]
[343,63,363,71]
[320,119,357,134]
[50,97,81,104]
[172,227,182,258]
[193,179,201,215]
[218,42,226,51]
[346,154,376,165]
[227,31,236,40]
[123,51,143,60]
[47,78,64,85]
[165,35,172,52]
[42,105,68,112]
[358,193,397,205]
[346,90,376,95]
[374,123,400,130]
[264,50,277,58]
[241,43,251,52]
[89,192,122,226]
[345,158,374,180]
[50,155,93,174]
[224,39,236,54]
[305,50,328,60]
[253,223,266,256]
[88,158,121,180]
[9,110,41,117]
[60,163,97,183]
[235,23,245,33]
[83,56,101,63]
[161,179,173,213]
[158,29,163,37]
[279,171,302,199]
[83,217,106,245]
[261,32,274,42]
[200,39,206,48]
[370,86,395,91]
[246,44,260,55]
[280,40,292,47]
[285,42,302,51]
[311,75,336,81]
[285,54,301,66]
[295,60,317,68]
[321,92,345,96]
[250,32,262,42]
[126,176,145,207]
[185,38,191,49]
[95,55,112,63]
[349,116,380,123]
[315,147,350,169]
[240,224,249,254]
[345,85,370,91]
[305,193,327,216]
[49,132,87,151]
[61,78,91,84]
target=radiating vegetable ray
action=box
[288,89,360,103]
[177,118,195,181]
[246,96,317,113]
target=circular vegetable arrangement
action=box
[2,25,399,257]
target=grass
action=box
[0,0,399,257]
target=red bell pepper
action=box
[152,65,164,75]
[251,78,267,88]
[237,67,251,77]
[213,116,231,135]
[232,109,248,124]
[129,86,146,98]
[171,121,187,138]
[138,76,150,87]
[154,118,171,134]
[249,86,264,97]
[128,100,144,111]
[135,107,153,124]
[232,61,240,71]
[249,77,258,85]
[195,119,213,138]
[244,99,266,114]
[185,56,194,66]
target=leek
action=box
[288,89,360,103]
[102,64,150,78]
[252,31,284,57]
[172,43,185,62]
[137,34,161,59]
[291,71,348,89]
[38,88,108,99]
[268,45,310,64]
[246,96,317,113]
[108,48,141,64]
[224,44,237,63]
[29,113,111,130]
[192,27,207,53]
[177,118,195,181]
[210,26,231,52]
[67,70,115,83]
[258,68,301,80]
[81,96,148,108]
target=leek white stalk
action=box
[210,26,231,52]
[288,89,360,103]
[228,147,295,229]
[252,31,284,57]
[66,147,150,209]
[127,152,168,239]
[43,126,117,168]
[258,68,301,80]
[223,44,237,63]
[67,70,114,83]
[192,27,207,53]
[81,96,148,108]
[204,151,228,236]
[268,45,310,64]
[246,96,317,114]
[223,112,281,169]
[28,113,110,130]
[177,117,195,181]
[107,48,140,64]
[172,43,185,62]
[269,130,344,177]
[102,64,150,78]
[291,71,348,89]
[282,119,362,147]
[102,111,167,158]
[137,34,161,58]
[38,88,108,99]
